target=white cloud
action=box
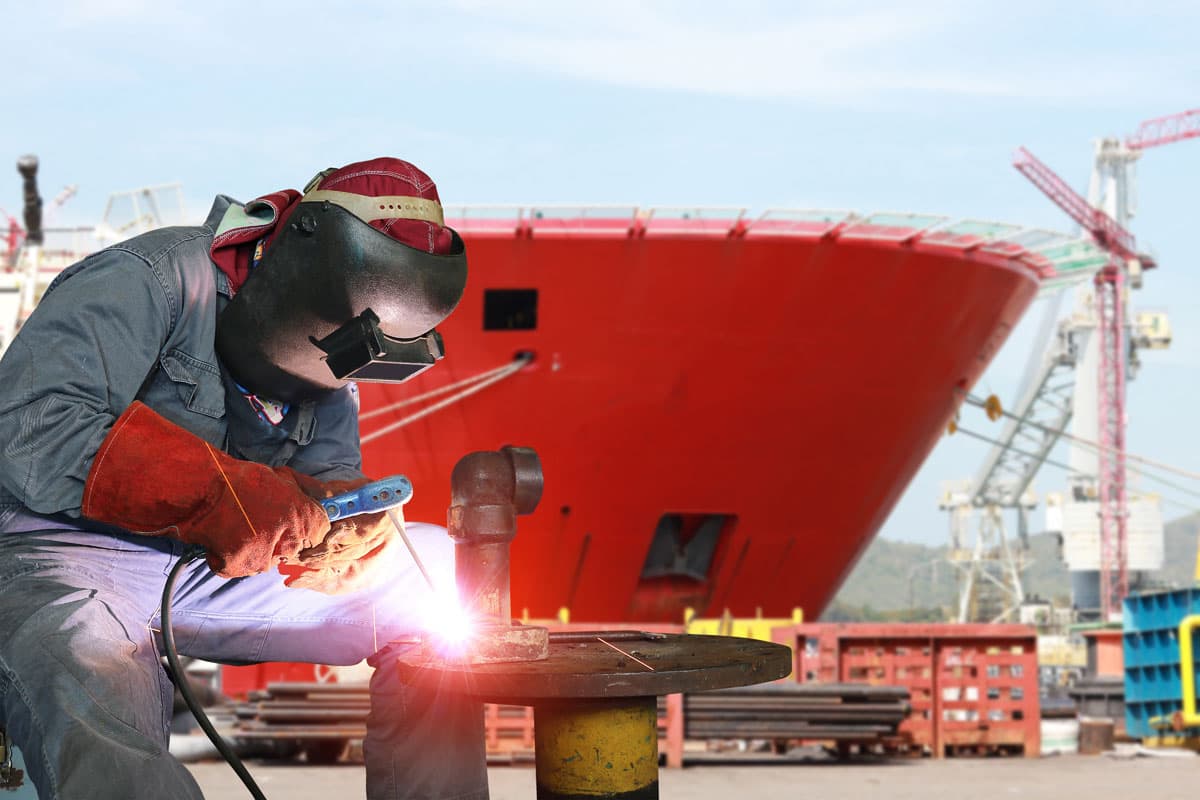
[10,1,1195,107]
[441,0,1192,104]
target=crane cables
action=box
[359,354,531,445]
[951,424,1200,508]
[955,393,1200,515]
[959,391,1200,484]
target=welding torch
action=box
[320,474,435,591]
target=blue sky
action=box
[3,1,1198,545]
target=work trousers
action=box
[0,523,488,800]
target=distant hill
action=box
[823,512,1200,621]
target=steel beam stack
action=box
[229,680,911,764]
[683,683,910,743]
[231,683,368,763]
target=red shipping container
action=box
[776,623,1040,757]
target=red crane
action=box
[1127,108,1200,150]
[1013,147,1140,263]
[1013,108,1198,621]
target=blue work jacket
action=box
[0,196,364,531]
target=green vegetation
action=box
[822,512,1200,621]
[820,602,947,622]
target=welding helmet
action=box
[215,158,467,403]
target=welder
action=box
[0,158,488,799]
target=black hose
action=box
[161,549,267,800]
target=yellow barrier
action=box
[547,605,804,644]
[682,607,803,642]
[1179,614,1200,728]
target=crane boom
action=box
[969,329,1078,508]
[1127,108,1200,150]
[1013,147,1139,262]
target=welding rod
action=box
[387,508,436,593]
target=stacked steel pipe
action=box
[230,680,911,761]
[232,682,369,744]
[683,683,911,743]
[230,682,540,761]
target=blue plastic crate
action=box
[1123,588,1200,738]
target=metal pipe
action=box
[448,446,542,622]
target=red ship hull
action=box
[359,213,1041,623]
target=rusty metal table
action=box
[386,632,792,799]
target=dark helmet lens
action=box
[311,308,445,383]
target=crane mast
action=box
[1001,110,1196,621]
[1094,262,1128,618]
[1015,146,1145,622]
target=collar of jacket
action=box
[206,190,301,293]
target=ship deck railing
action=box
[443,205,1109,290]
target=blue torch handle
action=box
[322,475,414,521]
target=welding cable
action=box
[161,548,268,800]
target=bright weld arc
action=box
[421,591,477,655]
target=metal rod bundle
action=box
[230,680,911,756]
[682,683,911,743]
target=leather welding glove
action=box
[276,473,399,594]
[278,538,394,594]
[82,401,331,577]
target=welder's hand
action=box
[278,538,394,595]
[276,474,399,594]
[82,402,331,578]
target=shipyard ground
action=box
[187,753,1195,799]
